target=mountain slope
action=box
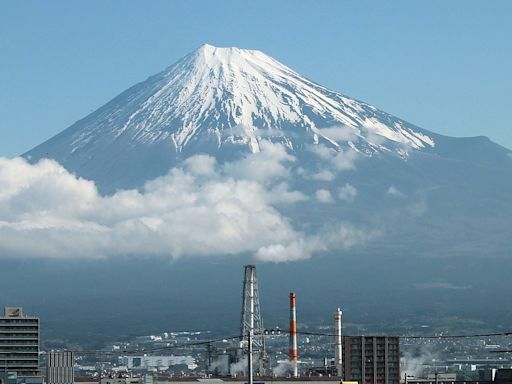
[22,44,512,252]
[23,44,461,193]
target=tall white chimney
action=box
[335,308,343,379]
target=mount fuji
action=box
[5,44,512,339]
[23,44,512,253]
[25,44,488,192]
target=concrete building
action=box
[495,369,512,384]
[46,351,74,384]
[342,336,400,384]
[0,307,40,377]
[0,372,43,384]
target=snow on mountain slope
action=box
[26,44,436,178]
[99,43,435,153]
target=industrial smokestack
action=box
[335,308,343,379]
[289,292,298,378]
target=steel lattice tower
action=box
[240,265,267,374]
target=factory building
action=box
[206,347,237,376]
[99,377,143,384]
[342,335,400,384]
[0,307,40,377]
[119,355,197,371]
[46,351,74,384]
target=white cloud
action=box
[184,155,217,176]
[315,189,333,203]
[322,223,381,249]
[339,183,357,202]
[0,155,302,260]
[317,126,358,143]
[311,169,335,181]
[309,144,358,172]
[255,223,381,263]
[255,238,322,263]
[331,149,358,171]
[0,142,378,262]
[223,140,295,182]
[386,185,407,198]
[361,127,389,147]
[264,182,308,205]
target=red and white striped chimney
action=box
[289,292,298,377]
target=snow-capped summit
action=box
[152,43,434,154]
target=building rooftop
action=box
[0,307,38,319]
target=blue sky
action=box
[0,0,511,157]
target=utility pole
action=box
[248,329,253,384]
[248,267,254,384]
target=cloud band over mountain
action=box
[0,143,375,261]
